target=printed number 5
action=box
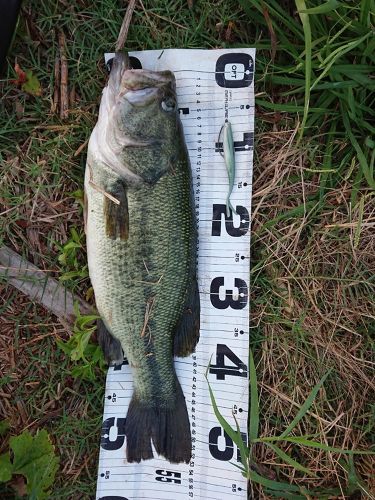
[155,469,182,484]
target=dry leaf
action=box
[13,63,27,86]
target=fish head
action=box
[108,53,183,185]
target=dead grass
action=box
[250,126,375,498]
[0,287,104,499]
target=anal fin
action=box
[97,319,124,365]
[104,182,129,240]
[173,277,200,357]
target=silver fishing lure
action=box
[221,121,237,217]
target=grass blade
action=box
[295,0,312,141]
[261,200,320,231]
[299,0,341,14]
[341,106,375,190]
[233,412,249,472]
[249,349,259,443]
[311,32,372,90]
[360,0,372,26]
[354,195,365,249]
[205,372,249,465]
[319,122,336,199]
[256,99,333,114]
[263,442,317,476]
[248,468,303,492]
[259,436,375,455]
[280,370,331,438]
[263,492,310,499]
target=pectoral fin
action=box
[97,319,124,365]
[173,277,200,357]
[104,182,129,240]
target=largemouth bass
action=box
[84,53,199,464]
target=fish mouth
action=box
[120,68,175,91]
[108,52,131,95]
[108,53,175,102]
[119,69,175,106]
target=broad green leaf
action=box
[59,270,86,281]
[22,70,42,97]
[0,453,12,482]
[61,241,82,252]
[70,329,94,361]
[10,429,59,499]
[249,349,259,443]
[76,314,99,329]
[280,370,331,438]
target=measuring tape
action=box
[96,48,255,500]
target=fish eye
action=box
[161,98,176,112]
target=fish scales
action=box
[86,163,194,400]
[85,52,199,464]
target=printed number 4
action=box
[209,344,247,380]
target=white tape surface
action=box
[96,48,255,500]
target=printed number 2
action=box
[211,204,250,237]
[155,469,182,484]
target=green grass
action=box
[0,0,374,498]
[240,0,375,202]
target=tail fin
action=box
[124,382,191,464]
